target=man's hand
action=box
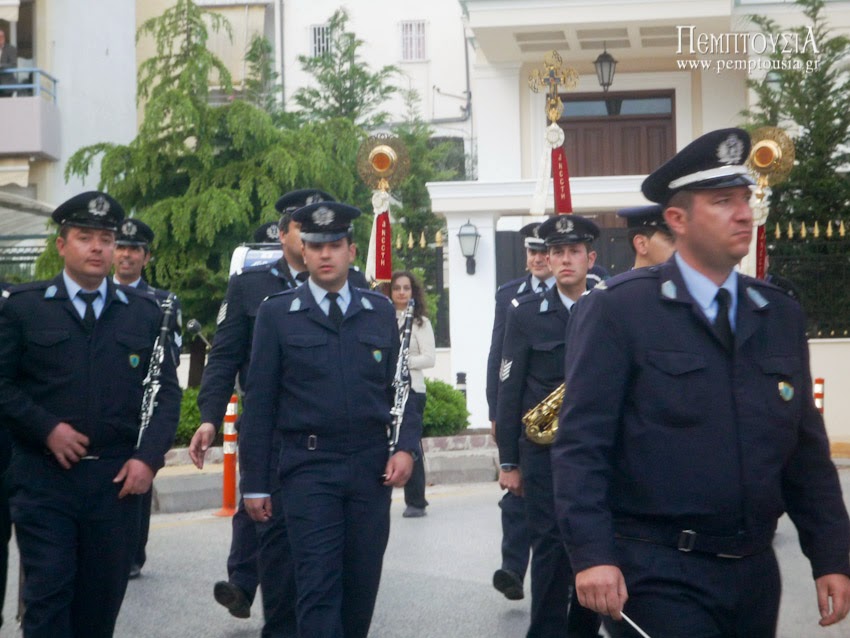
[113,459,155,498]
[382,451,414,487]
[816,573,850,626]
[498,468,523,496]
[575,565,628,621]
[245,496,272,523]
[46,422,90,469]
[189,422,217,469]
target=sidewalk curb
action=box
[153,433,499,514]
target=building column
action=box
[444,208,498,430]
[472,62,522,181]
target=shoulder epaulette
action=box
[6,280,51,296]
[513,293,543,308]
[121,285,160,307]
[263,288,298,303]
[596,267,659,291]
[240,262,276,277]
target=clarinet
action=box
[136,294,176,450]
[389,299,415,455]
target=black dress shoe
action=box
[492,568,524,600]
[128,564,142,580]
[213,581,252,619]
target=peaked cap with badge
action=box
[519,222,545,250]
[537,214,599,247]
[641,128,754,206]
[274,188,336,215]
[293,202,360,243]
[617,204,669,231]
[51,191,125,232]
[116,218,154,247]
[253,221,281,244]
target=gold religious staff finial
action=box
[528,50,579,123]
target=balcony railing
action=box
[0,68,59,103]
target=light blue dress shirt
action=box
[674,252,738,330]
[64,272,107,320]
[307,278,351,317]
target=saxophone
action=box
[388,299,415,455]
[522,382,565,446]
[136,294,176,450]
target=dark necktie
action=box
[326,292,343,327]
[295,271,309,284]
[713,288,733,352]
[78,291,99,333]
[537,281,548,294]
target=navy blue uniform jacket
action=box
[552,259,850,578]
[486,275,535,421]
[198,258,368,430]
[0,275,181,471]
[239,284,422,494]
[496,287,569,465]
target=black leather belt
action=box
[280,431,387,454]
[614,521,775,559]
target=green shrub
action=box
[174,387,201,447]
[422,378,469,437]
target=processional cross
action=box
[528,50,579,214]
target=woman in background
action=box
[390,271,436,518]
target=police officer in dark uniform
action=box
[241,201,421,638]
[189,188,364,635]
[616,204,675,270]
[0,192,181,637]
[0,281,10,631]
[112,217,183,579]
[487,222,552,600]
[553,129,850,637]
[497,214,601,638]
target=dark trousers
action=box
[133,488,152,568]
[403,391,428,509]
[604,539,781,638]
[0,470,8,631]
[227,498,259,603]
[10,452,141,638]
[256,474,297,637]
[499,490,531,579]
[279,442,391,638]
[521,439,600,638]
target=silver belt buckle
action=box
[307,435,317,451]
[677,529,696,552]
[80,455,100,461]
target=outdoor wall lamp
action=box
[457,220,480,275]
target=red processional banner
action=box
[552,146,572,214]
[375,211,392,282]
[756,225,767,280]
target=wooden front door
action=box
[557,91,675,176]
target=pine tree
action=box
[40,0,362,327]
[742,0,850,224]
[293,8,399,129]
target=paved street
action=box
[1,471,849,637]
